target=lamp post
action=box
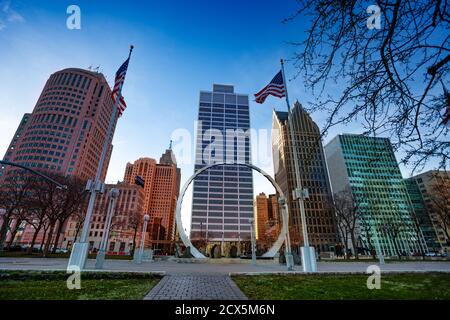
[248,218,257,265]
[134,214,150,264]
[95,188,120,269]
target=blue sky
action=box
[0,1,434,229]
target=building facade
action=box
[123,148,181,246]
[404,178,441,252]
[408,170,450,252]
[190,84,254,249]
[254,193,281,247]
[62,182,145,254]
[2,68,118,249]
[272,101,338,252]
[324,134,427,256]
[1,68,116,181]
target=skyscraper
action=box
[404,178,441,252]
[408,170,450,251]
[272,101,337,252]
[1,68,116,181]
[190,84,253,251]
[325,134,427,256]
[254,193,280,245]
[124,147,181,246]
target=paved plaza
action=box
[1,257,450,274]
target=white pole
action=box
[95,188,119,269]
[136,214,150,264]
[249,218,256,265]
[68,46,133,270]
[280,59,315,272]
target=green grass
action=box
[232,273,450,300]
[0,270,159,300]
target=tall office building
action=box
[0,113,31,178]
[254,193,280,245]
[408,170,450,251]
[404,178,441,252]
[1,68,116,181]
[190,84,253,249]
[325,134,427,256]
[272,101,337,252]
[124,147,181,245]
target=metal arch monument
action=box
[175,162,295,270]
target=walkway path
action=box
[1,257,450,274]
[144,274,247,300]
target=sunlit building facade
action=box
[190,84,254,246]
[272,101,337,252]
[325,134,427,256]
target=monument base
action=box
[301,246,317,272]
[286,253,294,270]
[68,242,89,271]
[95,250,106,269]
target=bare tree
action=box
[127,211,141,257]
[285,0,449,172]
[428,172,450,245]
[0,171,35,251]
[359,218,377,259]
[381,217,404,259]
[332,187,360,259]
[32,173,87,257]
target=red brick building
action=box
[124,148,181,247]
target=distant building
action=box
[62,182,145,254]
[1,68,117,181]
[254,193,280,246]
[408,170,450,252]
[123,147,181,248]
[324,134,427,256]
[404,178,441,252]
[0,113,31,178]
[272,101,338,252]
[190,84,254,251]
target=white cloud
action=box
[7,11,24,22]
[0,0,24,30]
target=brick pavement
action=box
[144,275,248,300]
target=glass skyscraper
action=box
[190,84,253,247]
[404,178,441,252]
[325,134,427,256]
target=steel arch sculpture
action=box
[175,162,290,259]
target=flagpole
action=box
[280,59,315,272]
[68,46,134,270]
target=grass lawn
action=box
[0,271,159,300]
[232,273,450,300]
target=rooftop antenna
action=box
[169,140,173,150]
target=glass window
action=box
[213,93,224,103]
[237,95,248,105]
[200,92,212,102]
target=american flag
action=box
[254,70,286,104]
[112,57,130,117]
